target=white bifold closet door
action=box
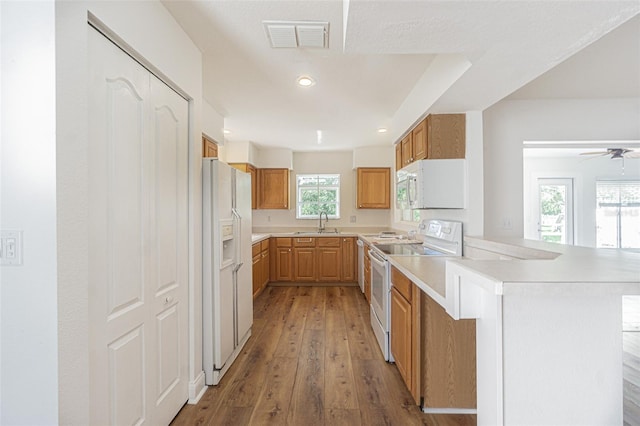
[88,26,189,425]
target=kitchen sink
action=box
[293,229,340,235]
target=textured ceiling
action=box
[163,0,640,151]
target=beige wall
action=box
[252,151,392,229]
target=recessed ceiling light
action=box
[297,76,315,87]
[223,129,231,134]
[377,128,388,133]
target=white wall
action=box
[203,101,224,144]
[523,153,640,247]
[55,1,204,423]
[483,98,640,237]
[252,151,392,230]
[1,2,58,424]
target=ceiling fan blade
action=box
[624,151,640,158]
[579,151,609,156]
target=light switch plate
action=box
[1,230,23,266]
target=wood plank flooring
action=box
[171,286,476,426]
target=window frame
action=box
[295,173,341,220]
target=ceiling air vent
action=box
[263,21,329,48]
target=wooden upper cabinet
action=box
[426,113,465,159]
[258,168,290,209]
[395,113,466,168]
[202,136,218,157]
[401,134,413,166]
[411,119,427,161]
[395,143,403,171]
[249,165,258,210]
[357,167,390,209]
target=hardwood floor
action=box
[171,286,476,426]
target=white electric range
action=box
[368,220,463,361]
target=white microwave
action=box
[396,159,467,209]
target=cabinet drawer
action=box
[252,242,261,257]
[260,239,269,252]
[317,237,340,247]
[293,237,316,247]
[391,266,412,302]
[275,237,292,247]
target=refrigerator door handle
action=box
[232,208,242,271]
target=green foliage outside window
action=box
[296,174,340,219]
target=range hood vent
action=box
[263,21,328,48]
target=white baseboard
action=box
[422,407,477,415]
[188,371,207,404]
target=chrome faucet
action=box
[319,211,329,232]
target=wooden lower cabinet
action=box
[391,287,412,387]
[318,247,341,281]
[341,237,356,282]
[421,295,476,409]
[270,238,293,282]
[260,248,269,288]
[363,245,371,303]
[390,266,421,403]
[293,247,316,281]
[390,266,476,409]
[269,236,357,283]
[252,240,270,297]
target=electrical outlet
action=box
[350,215,356,223]
[267,215,271,222]
[1,230,23,266]
[502,217,512,230]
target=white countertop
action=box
[383,236,640,313]
[459,236,640,287]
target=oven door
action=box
[369,248,390,360]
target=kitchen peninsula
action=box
[389,236,640,425]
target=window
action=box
[596,181,640,249]
[296,174,340,219]
[537,178,574,244]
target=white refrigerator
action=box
[202,159,253,385]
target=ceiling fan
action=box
[579,148,640,159]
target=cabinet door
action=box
[401,133,413,166]
[395,143,403,171]
[422,294,476,408]
[293,248,316,281]
[203,136,218,157]
[261,249,270,289]
[275,247,293,281]
[258,168,290,209]
[318,248,341,282]
[252,254,261,297]
[363,247,371,303]
[357,168,390,209]
[427,114,465,159]
[412,119,427,161]
[391,287,412,389]
[341,237,356,282]
[249,165,257,210]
